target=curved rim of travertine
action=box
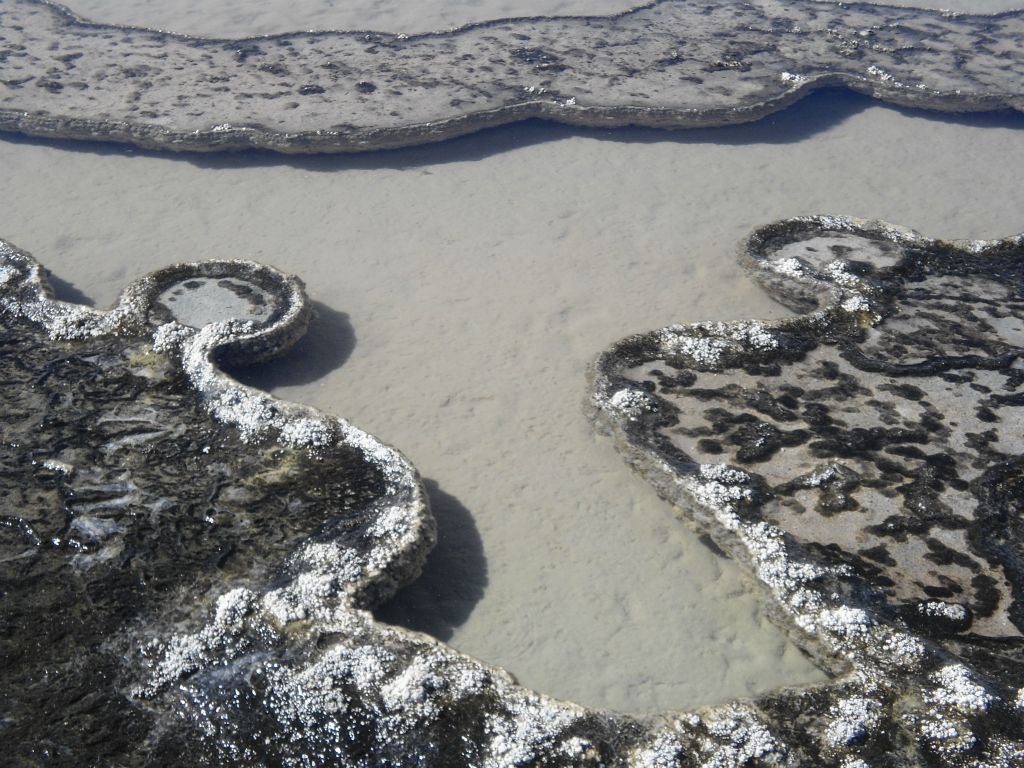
[8,72,1015,154]
[0,240,434,608]
[0,243,307,340]
[589,214,1024,674]
[2,77,1016,158]
[2,0,1022,154]
[129,258,312,366]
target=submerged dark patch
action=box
[592,217,1024,766]
[3,218,1024,766]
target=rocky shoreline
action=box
[2,219,1022,764]
[0,0,1022,153]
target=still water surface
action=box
[2,0,1022,712]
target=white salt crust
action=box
[918,601,969,622]
[610,387,659,420]
[926,665,994,714]
[7,218,1024,765]
[590,218,1024,766]
[824,696,882,747]
[656,320,778,370]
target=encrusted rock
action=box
[0,0,1022,153]
[591,215,1024,766]
[4,219,1024,765]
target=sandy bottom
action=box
[65,0,1024,37]
[4,91,1023,712]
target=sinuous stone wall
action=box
[591,217,1024,766]
[3,222,1023,765]
[0,0,1022,153]
[2,1,1024,765]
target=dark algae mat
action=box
[2,217,1024,765]
[2,0,1024,765]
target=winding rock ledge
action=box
[3,221,1024,765]
[591,216,1024,766]
[0,0,1022,153]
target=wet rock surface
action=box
[3,223,1024,766]
[592,216,1024,766]
[0,244,438,764]
[0,0,1021,153]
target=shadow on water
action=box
[222,305,489,637]
[4,88,1024,172]
[180,88,885,170]
[44,270,97,306]
[374,479,488,642]
[228,300,356,387]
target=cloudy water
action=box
[2,0,1023,715]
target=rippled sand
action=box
[2,0,1022,714]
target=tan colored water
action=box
[2,0,1022,714]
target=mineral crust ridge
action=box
[2,220,1024,766]
[0,0,1022,153]
[591,216,1024,768]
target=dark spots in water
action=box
[924,537,980,570]
[923,583,961,599]
[742,360,782,376]
[860,544,896,567]
[510,47,566,72]
[817,360,841,380]
[971,573,1002,619]
[231,44,263,62]
[809,426,928,460]
[698,532,727,559]
[56,51,82,67]
[776,388,803,408]
[966,430,999,454]
[649,366,697,393]
[976,405,999,422]
[258,62,290,77]
[881,382,925,401]
[735,420,806,463]
[744,389,800,422]
[886,444,927,460]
